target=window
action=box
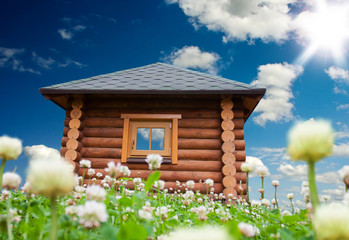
[121,114,181,164]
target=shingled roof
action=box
[40,62,265,95]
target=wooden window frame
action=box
[121,114,181,164]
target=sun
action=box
[295,0,349,64]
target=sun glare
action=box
[295,0,349,65]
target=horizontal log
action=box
[79,168,223,183]
[178,128,221,139]
[179,118,220,128]
[221,109,234,120]
[85,109,220,119]
[222,164,236,176]
[66,128,84,140]
[233,129,244,139]
[82,179,223,193]
[222,175,236,187]
[223,187,237,197]
[85,99,219,109]
[80,147,122,158]
[87,158,223,172]
[70,108,85,120]
[233,119,244,129]
[220,99,233,110]
[222,141,235,153]
[235,161,244,172]
[234,140,245,151]
[66,139,83,151]
[178,138,221,150]
[83,128,123,138]
[235,172,247,183]
[221,130,235,142]
[178,149,221,160]
[234,151,246,161]
[221,119,234,131]
[222,153,236,165]
[233,108,244,119]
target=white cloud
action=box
[325,66,349,83]
[0,46,40,74]
[325,66,349,94]
[316,171,341,184]
[58,28,73,40]
[58,24,86,40]
[166,46,220,74]
[58,58,87,68]
[32,52,56,69]
[277,163,308,177]
[246,156,265,178]
[250,146,289,165]
[337,104,349,111]
[250,62,303,126]
[322,186,346,202]
[171,0,297,43]
[333,143,349,158]
[24,145,60,160]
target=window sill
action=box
[126,158,172,164]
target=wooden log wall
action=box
[61,95,248,195]
[61,97,84,172]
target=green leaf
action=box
[117,221,148,240]
[100,222,118,240]
[144,171,161,192]
[278,228,294,240]
[118,196,133,208]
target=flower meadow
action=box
[0,119,349,240]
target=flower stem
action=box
[290,199,294,214]
[246,173,249,202]
[50,197,58,240]
[308,161,319,212]
[0,159,7,189]
[7,197,13,240]
[274,186,279,208]
[261,177,264,199]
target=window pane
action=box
[151,128,165,150]
[136,128,150,150]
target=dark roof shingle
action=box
[40,62,265,95]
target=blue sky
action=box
[1,0,348,208]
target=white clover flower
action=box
[272,180,280,187]
[153,180,165,190]
[186,180,195,189]
[65,205,78,220]
[104,162,121,178]
[145,154,163,170]
[79,159,91,168]
[22,181,34,195]
[133,178,142,184]
[271,199,276,205]
[163,226,231,240]
[2,172,21,190]
[261,199,270,207]
[338,165,349,185]
[238,222,260,238]
[313,203,349,240]
[205,179,214,186]
[294,207,300,214]
[24,145,60,161]
[251,200,261,207]
[0,135,22,160]
[281,210,292,216]
[287,119,335,162]
[321,195,331,202]
[96,172,103,178]
[138,209,153,220]
[77,200,108,228]
[287,193,294,200]
[86,185,106,202]
[87,168,95,177]
[155,206,168,219]
[241,162,253,173]
[196,206,208,220]
[28,157,76,198]
[343,192,349,206]
[120,166,131,177]
[255,165,270,178]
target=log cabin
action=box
[40,62,265,197]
